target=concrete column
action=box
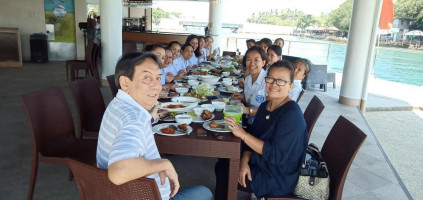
[339,0,383,111]
[208,0,223,52]
[100,0,122,81]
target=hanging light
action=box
[123,0,154,8]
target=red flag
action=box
[380,0,395,30]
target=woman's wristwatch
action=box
[249,108,253,115]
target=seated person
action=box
[171,44,195,80]
[289,58,311,102]
[273,37,284,48]
[195,36,207,63]
[219,60,308,198]
[267,45,282,68]
[96,52,212,200]
[258,38,272,53]
[144,44,174,98]
[205,36,216,61]
[168,41,181,61]
[231,46,268,126]
[234,39,256,63]
[185,34,199,67]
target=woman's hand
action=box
[224,117,247,139]
[149,105,160,120]
[176,70,187,79]
[165,73,174,83]
[238,78,245,88]
[231,92,244,100]
[238,160,252,188]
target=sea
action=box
[178,28,423,87]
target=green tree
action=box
[152,8,180,25]
[297,14,316,29]
[246,9,305,26]
[395,0,423,29]
[327,0,353,30]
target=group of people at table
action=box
[96,35,314,200]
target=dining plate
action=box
[159,102,196,112]
[152,123,192,136]
[203,120,232,133]
[217,87,243,94]
[171,96,201,103]
[191,114,215,123]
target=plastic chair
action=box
[21,87,97,200]
[303,95,325,139]
[66,41,97,81]
[266,116,367,200]
[106,74,118,97]
[66,158,162,200]
[70,77,106,139]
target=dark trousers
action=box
[214,159,253,200]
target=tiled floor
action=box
[0,62,412,199]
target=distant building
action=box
[391,18,411,41]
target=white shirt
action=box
[97,90,171,200]
[170,55,188,74]
[187,53,198,66]
[244,69,267,124]
[289,80,303,102]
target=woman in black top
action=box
[224,60,308,198]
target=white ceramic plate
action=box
[171,96,201,103]
[203,120,232,133]
[191,114,215,123]
[159,102,196,112]
[152,123,192,136]
[217,87,243,94]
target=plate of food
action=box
[171,96,201,104]
[203,120,231,133]
[218,86,243,94]
[159,102,192,112]
[153,123,192,136]
[189,109,215,123]
[160,111,179,121]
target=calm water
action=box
[184,29,423,86]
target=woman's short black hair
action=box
[144,44,164,52]
[267,45,282,56]
[267,60,295,83]
[259,38,272,48]
[181,43,194,51]
[246,39,255,44]
[114,52,161,89]
[167,41,181,49]
[242,46,268,67]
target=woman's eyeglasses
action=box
[265,77,291,86]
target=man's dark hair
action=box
[267,60,295,83]
[114,52,161,89]
[246,39,255,44]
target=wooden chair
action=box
[66,41,97,81]
[106,74,118,97]
[21,87,97,200]
[222,51,236,57]
[303,95,325,139]
[266,116,367,200]
[296,89,305,103]
[89,44,102,85]
[66,158,162,200]
[70,77,106,139]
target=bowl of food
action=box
[175,114,192,125]
[211,101,226,111]
[193,107,204,117]
[200,68,210,72]
[187,80,200,86]
[222,80,232,86]
[222,77,231,82]
[186,75,199,80]
[201,104,216,112]
[222,71,230,77]
[201,75,220,85]
[175,87,189,95]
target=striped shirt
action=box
[96,90,171,200]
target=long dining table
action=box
[154,109,241,200]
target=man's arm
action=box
[108,157,180,197]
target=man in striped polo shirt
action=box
[96,52,212,200]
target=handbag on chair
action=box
[293,143,330,200]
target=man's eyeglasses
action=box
[265,77,291,86]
